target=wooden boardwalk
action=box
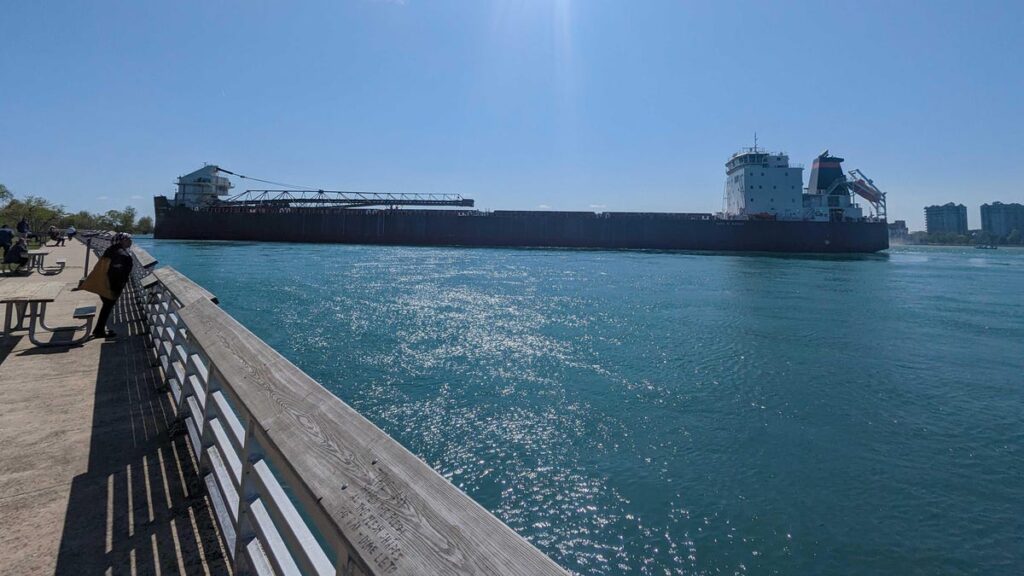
[0,240,230,575]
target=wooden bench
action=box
[38,257,67,275]
[71,306,97,338]
[1,261,30,275]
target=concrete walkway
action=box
[0,240,229,575]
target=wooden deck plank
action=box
[0,239,230,576]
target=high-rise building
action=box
[980,202,1024,238]
[925,203,968,235]
[888,219,909,242]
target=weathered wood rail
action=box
[83,232,567,575]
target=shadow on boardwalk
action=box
[51,284,231,575]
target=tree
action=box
[117,206,137,231]
[101,206,137,232]
[60,210,100,230]
[136,216,154,234]
[0,189,154,234]
[0,195,65,231]
[1007,229,1022,245]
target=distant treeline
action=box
[0,183,153,234]
[907,230,1022,246]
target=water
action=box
[134,239,1024,575]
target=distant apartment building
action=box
[980,202,1024,238]
[925,203,968,235]
[888,219,909,242]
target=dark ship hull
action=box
[154,200,889,253]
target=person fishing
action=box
[80,232,134,338]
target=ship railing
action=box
[127,262,567,575]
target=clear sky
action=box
[2,0,1021,230]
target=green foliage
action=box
[1007,229,1022,245]
[136,216,154,234]
[0,183,151,234]
[0,195,64,231]
[909,231,972,245]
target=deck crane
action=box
[209,168,474,210]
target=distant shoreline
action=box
[891,243,1023,249]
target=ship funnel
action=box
[808,151,846,195]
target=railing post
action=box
[82,238,92,282]
[195,361,217,473]
[233,418,261,573]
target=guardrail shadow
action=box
[52,280,231,575]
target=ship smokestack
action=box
[807,151,847,195]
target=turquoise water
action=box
[135,239,1024,575]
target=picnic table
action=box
[0,281,95,347]
[23,250,66,275]
[26,250,49,271]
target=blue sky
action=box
[2,0,1021,230]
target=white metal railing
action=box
[126,259,565,575]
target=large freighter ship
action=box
[154,147,889,253]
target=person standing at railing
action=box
[79,232,134,339]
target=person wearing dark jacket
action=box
[4,237,30,270]
[0,224,13,256]
[93,232,134,338]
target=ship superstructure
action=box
[724,148,805,219]
[174,165,234,209]
[723,148,886,223]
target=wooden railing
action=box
[85,235,566,575]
